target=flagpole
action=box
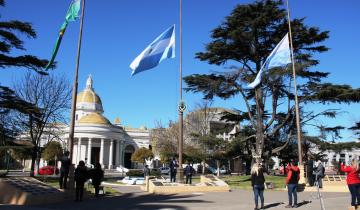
[286,0,305,181]
[68,0,85,188]
[176,0,184,183]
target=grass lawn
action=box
[222,175,286,190]
[103,178,122,184]
[36,176,59,188]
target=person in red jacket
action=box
[285,161,300,208]
[341,158,360,208]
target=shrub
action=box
[126,170,143,177]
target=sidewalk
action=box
[0,186,350,210]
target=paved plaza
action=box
[0,185,350,210]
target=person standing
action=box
[314,161,325,188]
[90,163,104,197]
[59,151,71,189]
[307,159,315,186]
[169,157,178,182]
[143,165,150,178]
[251,163,265,210]
[341,159,360,208]
[285,161,300,208]
[74,161,88,201]
[184,162,194,184]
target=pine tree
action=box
[184,0,360,162]
[0,0,52,114]
[0,0,54,174]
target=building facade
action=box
[25,75,151,169]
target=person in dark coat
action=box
[306,159,314,186]
[59,151,71,189]
[169,157,178,183]
[314,161,325,188]
[184,162,194,184]
[143,165,150,178]
[90,163,104,197]
[251,163,265,210]
[75,160,88,201]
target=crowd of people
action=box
[58,151,104,201]
[251,158,360,209]
[59,151,360,208]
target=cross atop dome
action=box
[86,74,93,90]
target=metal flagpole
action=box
[68,0,86,189]
[286,0,305,183]
[176,0,185,183]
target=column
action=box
[100,138,104,166]
[87,138,92,166]
[120,141,125,166]
[108,140,114,169]
[115,140,120,167]
[77,138,82,164]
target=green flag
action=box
[45,0,81,70]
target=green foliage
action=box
[349,121,360,140]
[0,0,61,177]
[150,169,161,177]
[131,147,154,164]
[159,150,177,163]
[0,1,51,74]
[42,141,63,161]
[126,169,161,177]
[183,0,360,161]
[224,175,286,189]
[306,137,360,153]
[184,145,205,163]
[304,83,360,104]
[11,147,32,160]
[126,170,144,177]
[331,160,344,175]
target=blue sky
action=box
[1,0,359,141]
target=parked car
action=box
[116,166,129,173]
[38,166,59,175]
[215,168,228,174]
[159,167,170,175]
[121,176,145,185]
[211,166,228,175]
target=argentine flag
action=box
[130,25,175,76]
[248,33,291,88]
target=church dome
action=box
[76,75,103,113]
[78,113,111,125]
[77,89,102,104]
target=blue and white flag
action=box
[130,25,175,76]
[248,33,291,88]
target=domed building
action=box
[65,75,150,169]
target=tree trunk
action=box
[30,146,37,177]
[254,86,265,163]
[202,160,205,174]
[216,160,220,177]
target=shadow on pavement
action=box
[263,202,284,209]
[25,192,213,210]
[297,200,312,207]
